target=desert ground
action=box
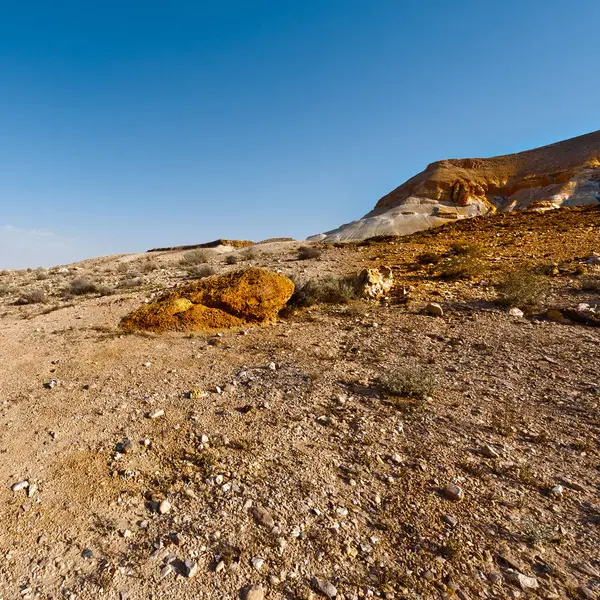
[0,206,599,600]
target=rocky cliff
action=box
[310,130,600,241]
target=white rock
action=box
[313,577,338,598]
[148,409,165,419]
[158,499,172,514]
[11,481,29,492]
[251,557,264,570]
[239,584,264,600]
[267,362,277,371]
[425,302,444,317]
[508,307,524,318]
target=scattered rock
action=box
[44,380,57,389]
[508,307,524,318]
[147,409,165,419]
[442,483,464,501]
[442,514,458,528]
[313,577,338,598]
[183,559,198,578]
[481,444,499,458]
[11,481,29,492]
[158,500,172,514]
[250,505,275,528]
[507,571,539,590]
[250,557,264,571]
[356,266,393,299]
[425,302,444,317]
[239,584,264,600]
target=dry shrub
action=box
[451,242,485,257]
[34,268,49,280]
[297,246,322,260]
[68,278,112,296]
[416,251,441,265]
[383,367,434,400]
[225,254,240,265]
[139,260,159,274]
[118,278,143,289]
[439,256,483,280]
[186,265,215,279]
[242,246,260,260]
[16,289,48,304]
[579,276,600,292]
[179,249,212,266]
[0,284,11,296]
[289,275,359,308]
[497,268,549,307]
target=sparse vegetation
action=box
[297,246,322,260]
[15,289,48,304]
[139,260,159,274]
[579,276,600,291]
[67,278,112,296]
[289,275,359,308]
[496,267,550,307]
[0,284,11,296]
[179,249,212,266]
[451,242,485,257]
[186,265,215,279]
[34,268,49,280]
[118,277,143,289]
[382,367,435,401]
[416,251,441,265]
[438,256,482,280]
[242,246,259,260]
[225,254,239,265]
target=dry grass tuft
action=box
[496,268,549,307]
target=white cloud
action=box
[0,224,78,269]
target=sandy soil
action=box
[0,206,599,600]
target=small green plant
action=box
[297,246,322,260]
[496,267,549,307]
[416,251,441,265]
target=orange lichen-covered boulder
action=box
[120,268,294,332]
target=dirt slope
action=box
[0,210,599,600]
[311,130,600,241]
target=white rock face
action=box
[310,130,600,242]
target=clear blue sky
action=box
[1,0,598,268]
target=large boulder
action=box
[121,268,294,332]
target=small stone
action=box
[508,571,539,590]
[250,505,275,528]
[481,445,499,458]
[183,559,198,578]
[442,514,458,528]
[508,307,524,318]
[239,584,264,600]
[251,557,264,570]
[44,380,57,389]
[143,362,152,367]
[550,484,564,497]
[11,480,29,492]
[215,560,225,572]
[27,483,37,498]
[158,499,172,514]
[116,439,134,454]
[267,362,277,371]
[148,409,165,419]
[442,483,464,501]
[313,577,337,598]
[425,302,444,317]
[82,548,94,559]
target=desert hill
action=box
[0,206,599,599]
[311,130,600,241]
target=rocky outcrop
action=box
[310,130,600,242]
[121,268,294,332]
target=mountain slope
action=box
[310,130,600,241]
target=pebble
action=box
[313,577,337,598]
[44,380,57,389]
[508,307,524,318]
[11,481,29,492]
[183,559,198,578]
[158,499,172,514]
[508,571,539,590]
[442,514,458,528]
[251,557,264,571]
[550,484,564,497]
[148,409,165,419]
[267,362,277,371]
[250,505,275,528]
[239,584,264,600]
[215,560,225,572]
[442,483,464,501]
[425,302,444,317]
[481,444,499,458]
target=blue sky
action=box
[1,0,598,268]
